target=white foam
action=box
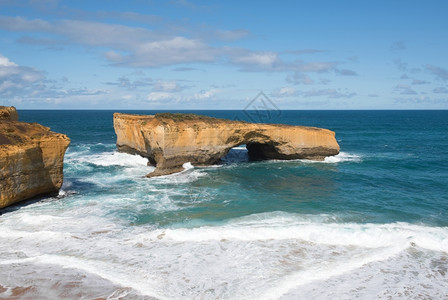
[233,145,247,149]
[293,151,362,163]
[140,216,448,252]
[261,244,407,300]
[1,209,447,299]
[265,151,362,165]
[0,227,70,241]
[279,246,448,299]
[141,193,179,212]
[76,151,149,168]
[58,189,67,197]
[150,162,207,184]
[11,254,165,300]
[323,151,362,163]
[63,150,157,188]
[182,162,194,170]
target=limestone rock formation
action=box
[114,113,340,177]
[0,107,70,209]
[0,106,19,121]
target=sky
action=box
[0,0,447,110]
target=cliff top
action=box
[114,112,238,124]
[114,112,324,131]
[0,121,67,147]
[154,112,225,122]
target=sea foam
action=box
[140,214,448,251]
[323,151,362,163]
[1,209,447,299]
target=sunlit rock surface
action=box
[0,107,70,209]
[114,112,340,177]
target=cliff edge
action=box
[0,106,19,121]
[114,113,340,177]
[0,106,70,209]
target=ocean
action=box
[1,110,447,299]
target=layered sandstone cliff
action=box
[0,107,70,209]
[114,113,340,177]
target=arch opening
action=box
[220,144,249,164]
[220,141,283,164]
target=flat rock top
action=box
[114,112,323,131]
[115,112,239,123]
[0,121,67,147]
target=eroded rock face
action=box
[0,107,70,209]
[0,106,19,121]
[114,113,340,177]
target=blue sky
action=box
[0,0,447,109]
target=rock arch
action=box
[114,113,340,177]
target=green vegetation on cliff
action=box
[154,112,219,122]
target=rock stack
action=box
[114,112,340,177]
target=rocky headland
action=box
[114,112,340,177]
[0,106,70,209]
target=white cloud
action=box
[0,80,15,93]
[270,86,356,99]
[232,50,338,73]
[59,88,107,96]
[303,88,356,99]
[0,55,18,67]
[56,20,156,49]
[298,62,336,72]
[394,96,448,105]
[233,52,278,66]
[0,53,45,96]
[0,16,343,74]
[146,88,219,103]
[153,80,183,92]
[190,89,218,100]
[147,92,173,101]
[105,76,153,90]
[103,51,124,62]
[120,37,218,67]
[0,53,113,107]
[271,86,298,97]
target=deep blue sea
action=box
[1,110,448,299]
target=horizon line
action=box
[15,108,448,111]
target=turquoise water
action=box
[1,110,447,299]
